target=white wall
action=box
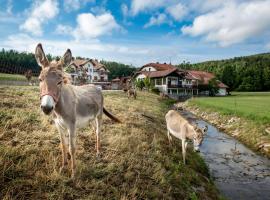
[136,74,146,80]
[141,66,156,72]
[217,88,227,96]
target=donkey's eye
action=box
[39,78,42,82]
[57,81,62,85]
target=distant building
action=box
[134,62,228,97]
[66,59,110,85]
[111,76,131,90]
[187,70,229,96]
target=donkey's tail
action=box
[103,107,121,123]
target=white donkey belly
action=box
[167,127,184,140]
[76,114,95,128]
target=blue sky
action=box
[0,0,270,66]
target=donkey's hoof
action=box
[96,152,101,159]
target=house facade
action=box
[134,63,228,96]
[134,63,199,97]
[66,59,109,85]
[187,70,229,96]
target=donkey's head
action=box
[35,43,72,115]
[193,124,208,152]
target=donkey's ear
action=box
[35,43,49,68]
[61,49,72,68]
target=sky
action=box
[0,0,270,67]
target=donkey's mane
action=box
[42,66,71,85]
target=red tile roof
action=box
[140,63,176,71]
[138,68,180,78]
[70,59,108,71]
[188,70,228,88]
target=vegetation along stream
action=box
[180,110,270,200]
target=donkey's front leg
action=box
[55,120,68,173]
[95,116,102,156]
[182,139,187,165]
[68,126,76,178]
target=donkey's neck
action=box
[54,84,76,121]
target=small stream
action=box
[180,110,270,200]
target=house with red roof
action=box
[134,62,199,97]
[187,70,229,96]
[66,59,110,85]
[134,62,228,96]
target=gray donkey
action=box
[36,43,120,178]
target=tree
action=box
[208,78,219,96]
[143,77,153,91]
[135,79,144,91]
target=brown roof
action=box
[188,70,228,88]
[112,78,121,82]
[70,59,108,71]
[138,68,179,78]
[70,59,87,68]
[90,59,106,70]
[140,62,176,71]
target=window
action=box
[156,78,162,85]
[94,76,97,80]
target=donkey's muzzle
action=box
[41,105,53,115]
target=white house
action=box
[134,62,228,96]
[67,59,109,84]
[187,70,229,96]
[134,63,199,97]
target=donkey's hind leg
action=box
[95,115,102,156]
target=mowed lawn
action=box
[189,92,270,124]
[0,73,38,81]
[0,86,220,199]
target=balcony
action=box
[167,83,198,89]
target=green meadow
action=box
[189,92,270,124]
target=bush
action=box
[151,88,160,95]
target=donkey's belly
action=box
[76,115,95,128]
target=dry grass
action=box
[0,86,220,199]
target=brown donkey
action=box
[36,43,120,178]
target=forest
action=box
[177,53,270,91]
[1,48,270,91]
[0,49,136,79]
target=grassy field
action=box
[189,92,270,124]
[0,86,221,199]
[0,73,38,82]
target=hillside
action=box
[178,53,270,91]
[0,49,136,80]
[0,86,221,199]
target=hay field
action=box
[0,86,220,199]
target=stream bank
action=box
[176,102,270,158]
[178,109,270,200]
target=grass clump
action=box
[0,86,221,199]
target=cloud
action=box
[166,3,187,21]
[130,0,166,15]
[0,33,151,66]
[63,0,95,12]
[73,12,121,39]
[6,0,13,14]
[20,0,59,36]
[182,0,270,47]
[55,24,73,35]
[144,13,168,28]
[121,3,129,17]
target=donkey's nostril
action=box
[41,105,53,115]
